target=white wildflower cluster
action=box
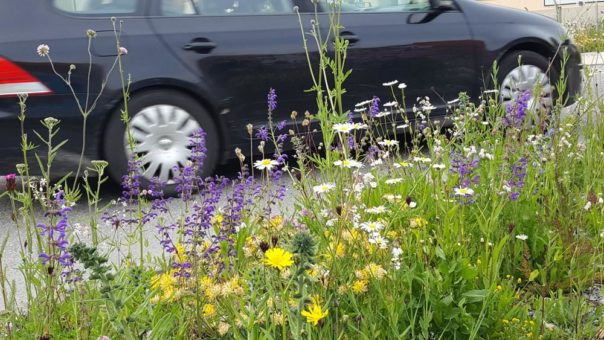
[391,247,403,270]
[432,139,444,157]
[478,148,494,160]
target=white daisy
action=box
[360,221,384,233]
[375,111,392,118]
[393,160,412,168]
[368,234,389,249]
[454,187,474,196]
[334,159,363,168]
[413,157,432,163]
[515,234,528,241]
[385,178,403,184]
[355,99,372,107]
[365,206,388,214]
[313,183,336,194]
[382,80,398,86]
[332,123,355,134]
[254,159,279,171]
[432,163,446,170]
[383,101,399,107]
[397,124,409,130]
[398,83,407,89]
[353,122,368,130]
[378,139,399,147]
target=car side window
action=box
[160,0,295,15]
[54,0,137,14]
[330,0,431,12]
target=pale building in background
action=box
[479,0,603,24]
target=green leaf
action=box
[435,246,446,260]
[462,289,489,303]
[528,269,539,282]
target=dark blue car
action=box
[0,0,582,190]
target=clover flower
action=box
[4,173,16,192]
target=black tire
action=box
[496,50,559,112]
[103,89,220,195]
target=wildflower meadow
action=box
[0,3,603,339]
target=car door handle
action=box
[183,39,217,54]
[338,32,359,44]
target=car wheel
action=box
[497,50,558,113]
[103,89,219,195]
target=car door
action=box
[148,0,319,148]
[322,0,479,117]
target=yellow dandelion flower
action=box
[352,279,368,294]
[202,303,217,318]
[301,300,329,326]
[263,247,294,270]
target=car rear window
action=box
[54,0,137,14]
[161,0,294,16]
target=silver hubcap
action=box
[126,105,201,184]
[500,65,553,112]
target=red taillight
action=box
[0,57,52,97]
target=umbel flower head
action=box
[263,247,294,271]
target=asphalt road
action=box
[0,63,602,310]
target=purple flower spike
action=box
[268,88,277,112]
